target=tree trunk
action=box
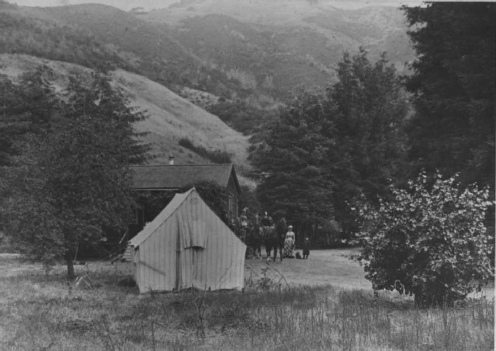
[414,293,424,308]
[66,252,75,280]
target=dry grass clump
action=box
[0,257,493,350]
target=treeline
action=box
[251,3,495,247]
[0,5,258,108]
[206,99,278,135]
[0,12,130,72]
[251,49,408,246]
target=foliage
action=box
[137,181,231,229]
[239,185,260,214]
[206,99,278,135]
[327,49,409,233]
[0,12,128,72]
[252,90,335,233]
[2,72,149,277]
[183,181,231,226]
[178,138,232,164]
[402,3,495,190]
[0,70,55,167]
[1,1,417,119]
[252,50,409,243]
[355,171,494,307]
[171,9,414,101]
[0,6,231,103]
[0,70,57,232]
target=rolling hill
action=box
[0,54,252,182]
[139,0,415,100]
[0,0,416,187]
[1,0,415,104]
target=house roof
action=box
[130,163,240,193]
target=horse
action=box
[246,224,262,258]
[261,220,286,262]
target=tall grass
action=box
[0,261,493,350]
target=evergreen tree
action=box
[3,72,150,278]
[327,49,409,233]
[252,51,409,242]
[0,70,55,166]
[403,3,495,189]
[0,70,57,232]
[253,91,335,235]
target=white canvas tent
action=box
[128,188,246,293]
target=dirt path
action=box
[244,248,373,291]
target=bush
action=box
[178,138,232,164]
[355,171,494,307]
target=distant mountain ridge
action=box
[0,0,415,186]
[1,0,414,104]
[140,0,414,100]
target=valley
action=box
[0,0,415,185]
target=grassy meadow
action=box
[0,253,493,351]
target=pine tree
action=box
[252,51,409,242]
[327,49,409,232]
[253,91,335,235]
[403,3,495,189]
[3,72,150,277]
[0,69,55,166]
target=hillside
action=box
[110,68,251,169]
[0,0,414,183]
[0,54,252,179]
[0,2,251,103]
[140,0,415,99]
[1,1,414,105]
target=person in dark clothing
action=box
[302,236,311,259]
[260,212,272,227]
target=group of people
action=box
[237,209,310,260]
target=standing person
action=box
[260,212,273,258]
[252,212,262,258]
[273,215,287,262]
[303,236,311,259]
[284,225,296,258]
[240,208,249,229]
[260,212,272,227]
[239,208,249,242]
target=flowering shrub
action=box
[356,172,494,307]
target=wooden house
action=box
[128,163,242,239]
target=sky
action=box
[7,0,426,11]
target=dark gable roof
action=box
[130,164,240,193]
